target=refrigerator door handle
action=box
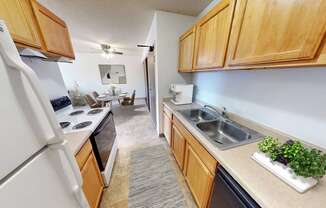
[50,141,89,208]
[0,21,63,144]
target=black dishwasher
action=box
[211,166,260,208]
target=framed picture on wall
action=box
[99,64,127,84]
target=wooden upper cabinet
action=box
[193,0,236,70]
[0,0,41,49]
[227,0,326,67]
[179,26,196,72]
[31,0,75,59]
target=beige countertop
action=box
[163,101,326,208]
[64,130,92,155]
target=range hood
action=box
[18,48,47,59]
[18,47,73,63]
[45,56,73,63]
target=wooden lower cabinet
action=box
[81,153,104,208]
[163,112,172,145]
[172,117,217,208]
[184,144,214,208]
[76,140,104,208]
[171,124,186,169]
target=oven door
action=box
[90,112,116,171]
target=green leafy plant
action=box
[258,136,281,161]
[289,148,326,179]
[281,140,304,161]
[258,136,279,153]
[258,137,326,179]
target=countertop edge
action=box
[64,130,92,155]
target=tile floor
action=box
[99,99,196,208]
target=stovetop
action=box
[55,105,110,133]
[88,109,103,115]
[59,121,71,129]
[69,110,85,116]
[72,121,92,130]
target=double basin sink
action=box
[178,108,263,150]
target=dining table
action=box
[96,92,128,106]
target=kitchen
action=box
[1,0,326,208]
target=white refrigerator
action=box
[0,20,89,208]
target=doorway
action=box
[143,47,156,127]
[143,58,150,111]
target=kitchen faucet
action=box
[204,105,228,119]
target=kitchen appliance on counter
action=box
[0,20,88,207]
[51,96,117,186]
[170,84,193,105]
[211,166,260,208]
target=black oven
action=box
[90,111,116,171]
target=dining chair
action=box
[121,90,136,105]
[92,91,100,98]
[84,94,102,108]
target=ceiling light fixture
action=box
[101,44,123,59]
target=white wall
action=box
[22,57,68,100]
[144,11,195,134]
[194,68,326,149]
[193,0,326,149]
[58,53,145,98]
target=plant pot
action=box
[252,152,318,193]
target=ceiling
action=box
[38,0,212,55]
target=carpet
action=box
[128,145,187,208]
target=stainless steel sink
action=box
[178,108,218,123]
[177,108,263,150]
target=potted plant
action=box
[253,136,326,192]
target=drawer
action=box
[75,139,92,169]
[173,117,217,175]
[163,104,173,120]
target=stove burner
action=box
[72,121,92,130]
[88,109,103,115]
[69,110,84,116]
[59,122,70,129]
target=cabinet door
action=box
[31,1,75,59]
[0,0,41,48]
[227,0,326,67]
[163,113,172,146]
[179,27,196,72]
[193,0,236,70]
[184,144,214,208]
[172,125,186,169]
[81,153,104,208]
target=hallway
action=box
[100,99,196,208]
